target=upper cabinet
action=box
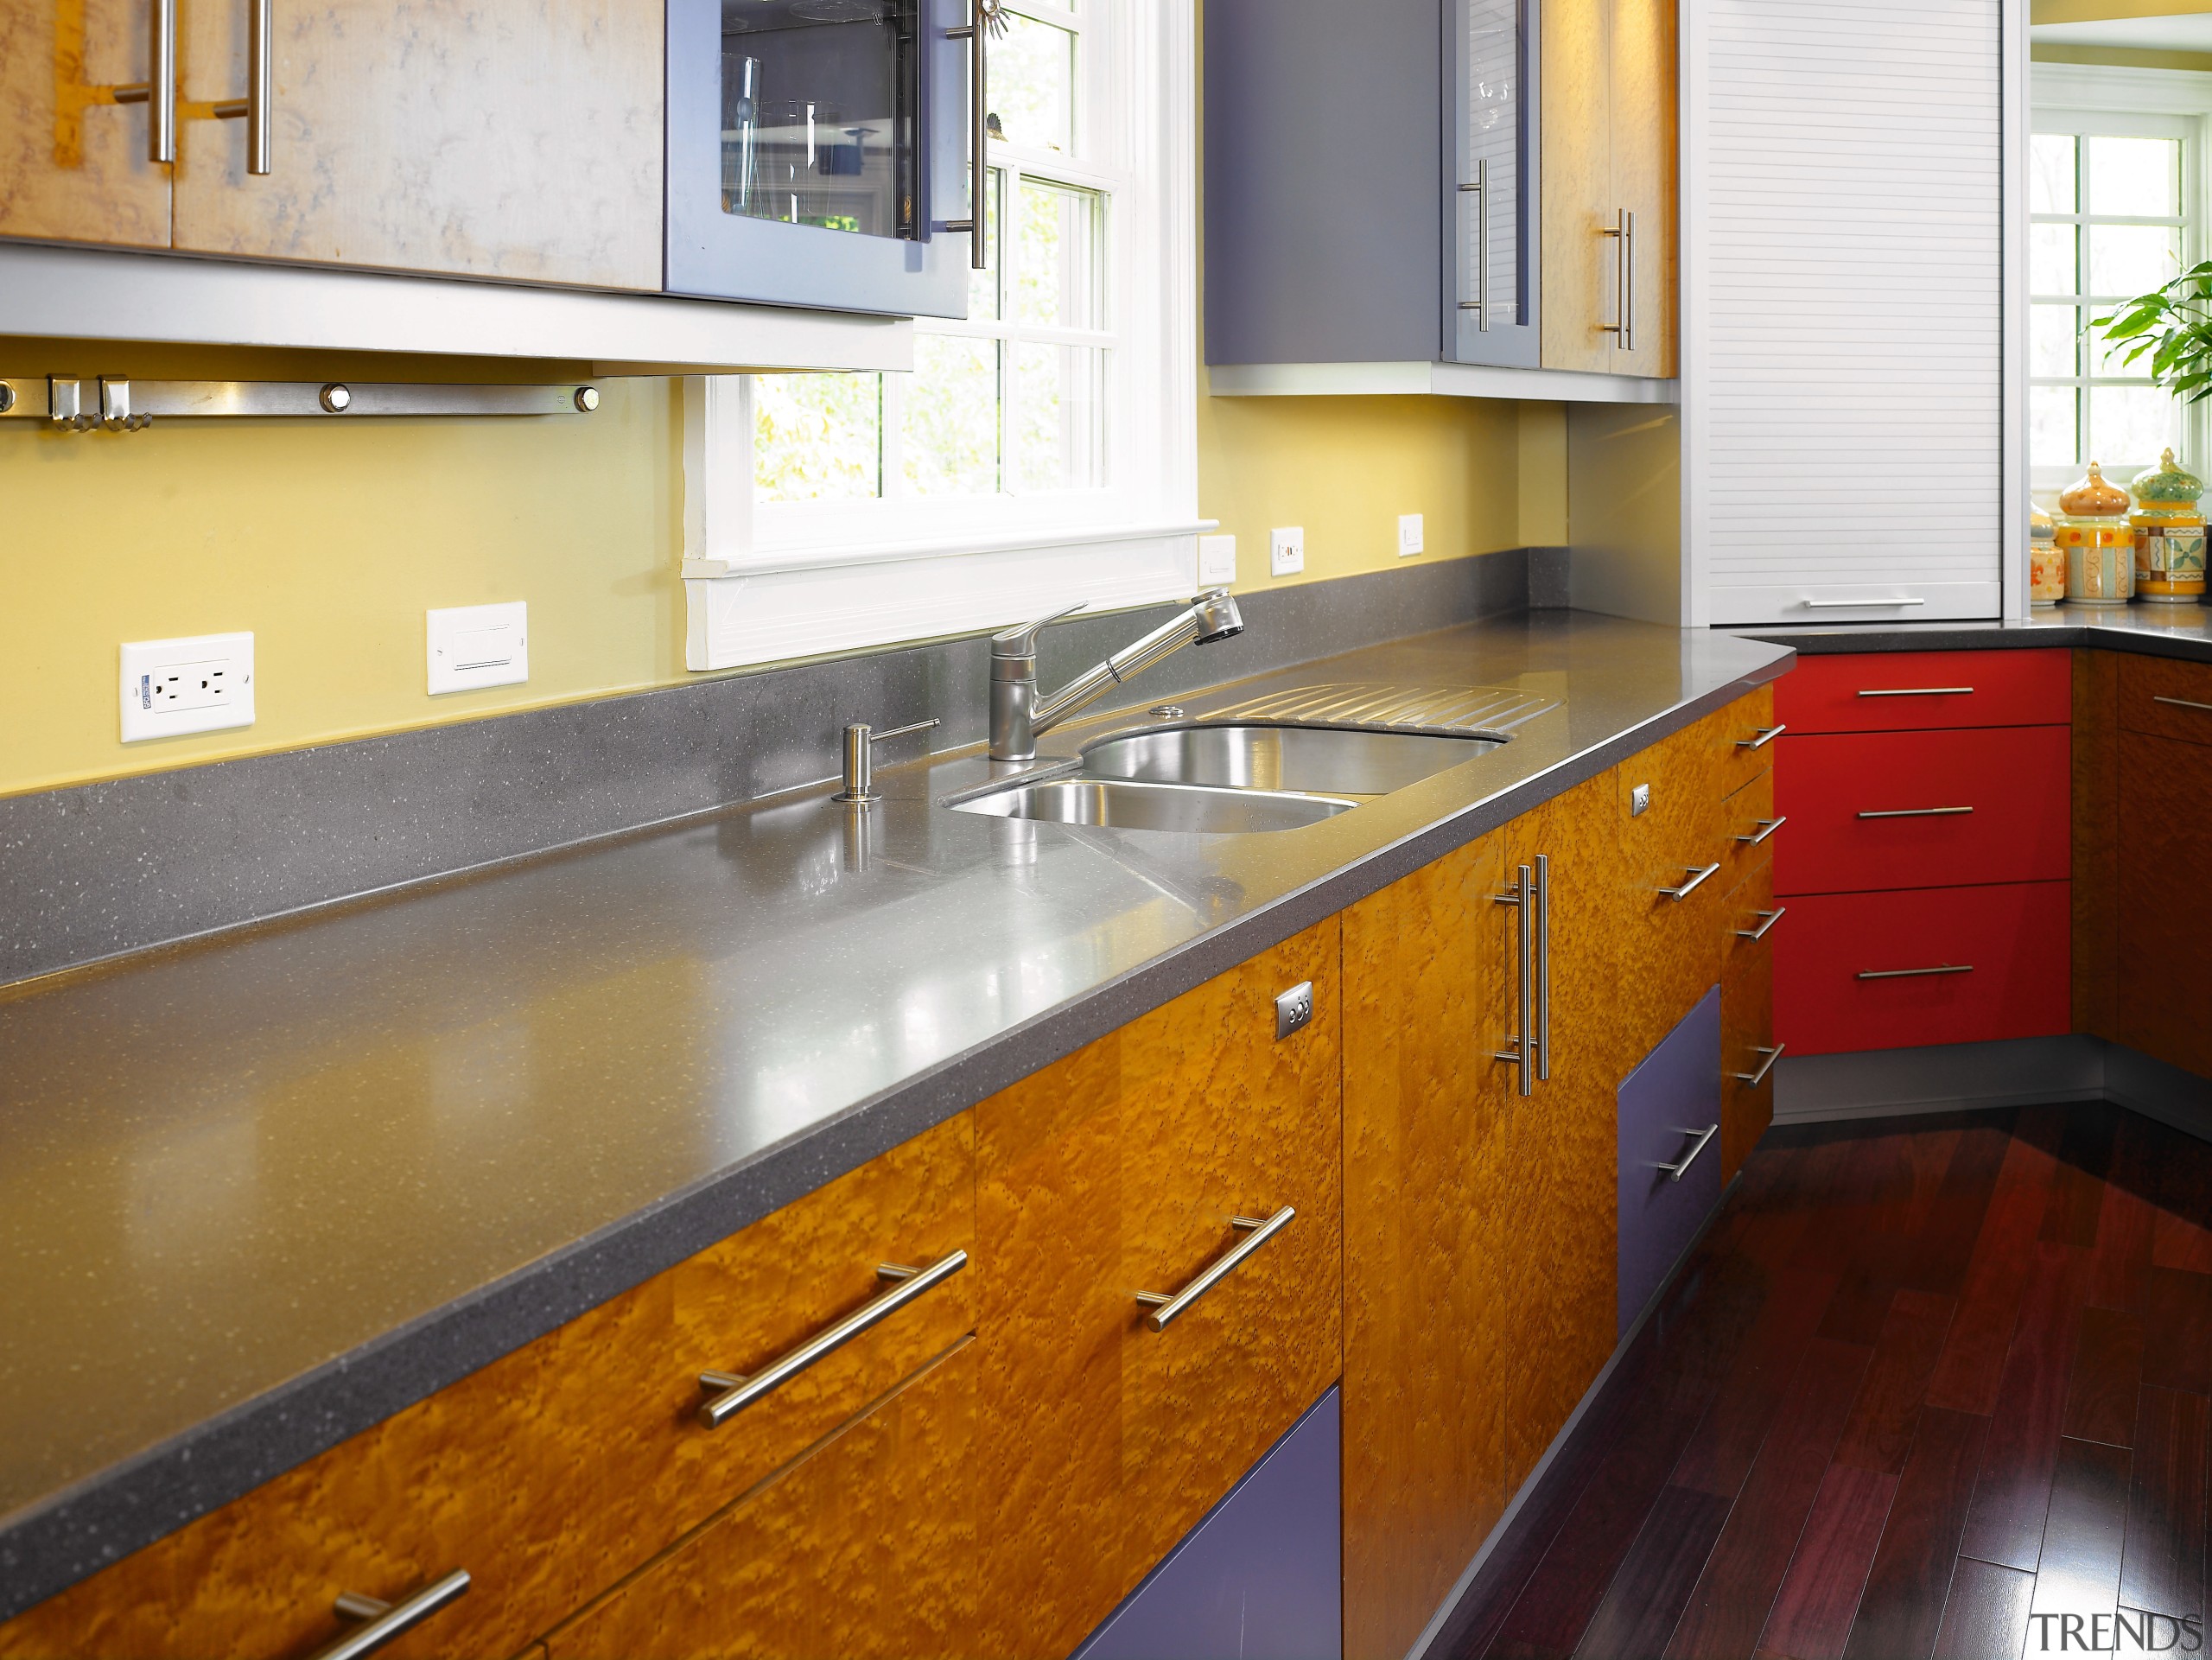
[1204,0,1676,386]
[0,0,174,246]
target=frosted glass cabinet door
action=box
[668,0,975,317]
[1449,0,1541,366]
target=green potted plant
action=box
[2096,263,2212,401]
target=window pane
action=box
[2031,304,2082,378]
[902,335,1001,496]
[2088,135,2181,219]
[2031,224,2077,296]
[2032,385,2080,471]
[2089,384,2183,473]
[2089,223,2180,299]
[2031,133,2077,214]
[1014,343,1104,490]
[754,372,882,501]
[992,12,1075,152]
[1017,180,1104,328]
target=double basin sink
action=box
[950,723,1507,835]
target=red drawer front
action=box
[1775,881,2070,1056]
[1774,726,2070,896]
[1775,650,2072,735]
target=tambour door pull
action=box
[1858,686,1974,698]
[1737,816,1786,846]
[1495,862,1533,1096]
[1135,1206,1295,1332]
[1659,862,1721,902]
[697,1250,968,1428]
[111,0,177,163]
[1736,907,1787,942]
[1857,964,1974,981]
[1856,806,1973,820]
[309,1571,470,1660]
[943,0,994,269]
[1733,1044,1785,1088]
[1600,208,1633,351]
[1458,159,1490,328]
[1649,1124,1718,1182]
[1802,597,1926,609]
[2155,695,2212,715]
[202,0,272,173]
[1735,724,1786,751]
[1534,853,1551,1084]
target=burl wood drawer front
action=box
[2118,653,2212,747]
[1775,882,2070,1057]
[1718,683,1783,798]
[1774,726,2070,896]
[1776,649,2072,735]
[0,1116,976,1660]
[1720,764,1779,893]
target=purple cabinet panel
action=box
[1618,987,1724,1335]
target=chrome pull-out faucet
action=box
[988,589,1245,761]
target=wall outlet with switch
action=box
[1197,533,1237,587]
[428,601,529,695]
[1398,514,1425,557]
[1270,527,1305,578]
[119,633,255,742]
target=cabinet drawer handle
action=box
[1649,1124,1718,1182]
[1735,723,1787,751]
[1856,964,1974,981]
[1495,862,1534,1096]
[1856,805,1973,819]
[312,1571,469,1660]
[1733,1044,1785,1088]
[1135,1206,1295,1332]
[111,0,178,163]
[1736,816,1787,846]
[1658,862,1721,901]
[1857,686,1974,698]
[2154,695,2212,715]
[697,1250,968,1428]
[207,0,273,175]
[1735,906,1787,942]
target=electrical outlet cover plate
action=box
[1270,527,1305,578]
[1197,533,1237,587]
[428,601,529,696]
[119,633,255,742]
[1398,513,1425,557]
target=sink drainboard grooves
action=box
[1209,684,1559,733]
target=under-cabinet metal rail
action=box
[0,376,601,430]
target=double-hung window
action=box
[684,0,1203,671]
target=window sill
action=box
[681,518,1219,580]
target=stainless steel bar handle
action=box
[1658,862,1721,902]
[1859,686,1974,698]
[1802,597,1926,609]
[697,1250,967,1428]
[1649,1124,1718,1182]
[1732,1044,1785,1088]
[310,1572,470,1660]
[1857,964,1974,981]
[112,0,178,163]
[1134,1206,1294,1332]
[1856,806,1973,820]
[1494,863,1532,1096]
[1735,906,1787,943]
[2155,696,2212,714]
[209,0,273,173]
[1534,853,1550,1084]
[943,0,989,270]
[1735,724,1787,751]
[1600,208,1633,350]
[1457,161,1489,328]
[1736,816,1787,846]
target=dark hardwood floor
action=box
[1432,1103,2212,1660]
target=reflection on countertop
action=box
[1735,600,2212,658]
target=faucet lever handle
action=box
[991,601,1085,657]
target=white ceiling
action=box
[2033,13,2212,50]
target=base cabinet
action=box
[1617,989,1722,1333]
[2109,659,2212,1079]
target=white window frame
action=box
[2031,63,2212,499]
[682,0,1207,672]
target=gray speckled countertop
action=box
[0,610,1791,1619]
[1736,601,2212,658]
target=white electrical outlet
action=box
[1270,526,1306,578]
[428,601,529,696]
[1197,533,1237,586]
[119,633,255,743]
[1398,514,1425,557]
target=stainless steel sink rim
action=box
[947,774,1361,835]
[1075,721,1507,798]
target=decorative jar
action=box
[2058,462,2134,606]
[2129,448,2207,604]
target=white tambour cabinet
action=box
[1685,0,2011,624]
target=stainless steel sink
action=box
[950,777,1358,834]
[1078,723,1501,797]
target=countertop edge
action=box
[1738,615,2212,660]
[0,649,1792,1621]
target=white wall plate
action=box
[428,601,529,695]
[118,633,255,743]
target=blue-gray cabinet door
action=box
[1075,1389,1343,1660]
[1446,0,1541,366]
[666,0,974,316]
[1618,987,1724,1335]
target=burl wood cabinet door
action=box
[1606,0,1676,377]
[1541,0,1612,373]
[174,0,664,287]
[0,0,173,245]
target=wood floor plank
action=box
[1673,1260,1849,1500]
[1928,1133,2064,1415]
[1573,1485,1732,1659]
[2025,1437,2133,1628]
[2152,1212,2212,1276]
[2063,1307,2145,1449]
[2041,1105,2117,1250]
[1834,1289,1960,1477]
[2142,1269,2212,1396]
[1753,1463,1898,1660]
[2118,1386,2209,1624]
[1664,1338,1875,1660]
[1904,1123,2014,1300]
[1958,1243,2090,1572]
[1843,1407,1992,1660]
[2089,1167,2156,1316]
[1929,1559,2034,1660]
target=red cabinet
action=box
[1773,651,2072,1057]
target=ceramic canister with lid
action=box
[2058,462,2134,606]
[2130,448,2208,603]
[2031,501,2063,604]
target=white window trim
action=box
[682,0,1208,673]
